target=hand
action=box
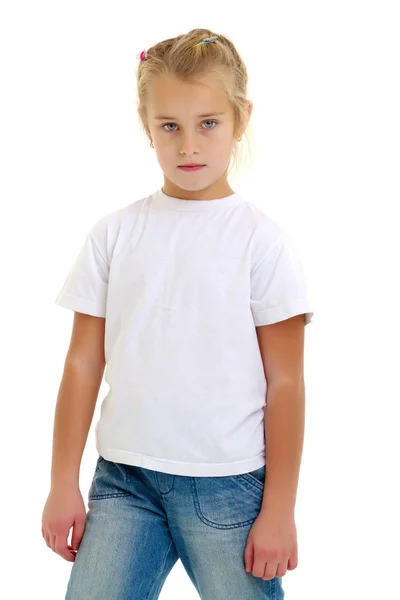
[243,510,298,580]
[41,486,87,562]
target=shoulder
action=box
[88,195,150,263]
[239,199,287,261]
[90,195,147,234]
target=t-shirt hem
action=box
[252,298,314,326]
[55,293,106,318]
[97,447,266,477]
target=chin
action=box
[171,178,211,192]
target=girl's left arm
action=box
[256,314,306,516]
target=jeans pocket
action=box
[88,456,131,500]
[238,464,266,490]
[192,466,265,529]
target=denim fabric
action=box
[65,456,285,599]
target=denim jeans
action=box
[65,455,285,599]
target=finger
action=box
[276,560,288,577]
[43,528,51,549]
[41,525,48,545]
[262,560,279,580]
[252,554,268,578]
[288,546,298,570]
[71,518,86,551]
[244,539,254,572]
[54,536,75,562]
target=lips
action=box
[178,164,205,171]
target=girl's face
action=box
[145,74,239,200]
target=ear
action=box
[245,100,253,128]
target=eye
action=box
[202,120,217,129]
[162,123,178,132]
[161,120,218,132]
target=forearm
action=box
[260,381,305,515]
[50,360,104,490]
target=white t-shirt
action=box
[55,188,314,476]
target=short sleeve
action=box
[54,230,109,318]
[250,232,314,327]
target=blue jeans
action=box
[65,456,285,599]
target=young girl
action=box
[42,28,313,599]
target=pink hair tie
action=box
[136,49,147,62]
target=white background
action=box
[1,1,399,598]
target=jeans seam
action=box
[88,492,131,500]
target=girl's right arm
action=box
[41,312,106,562]
[50,311,106,489]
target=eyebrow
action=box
[154,112,226,120]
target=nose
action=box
[179,131,200,156]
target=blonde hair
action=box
[135,28,252,173]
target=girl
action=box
[42,28,314,599]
